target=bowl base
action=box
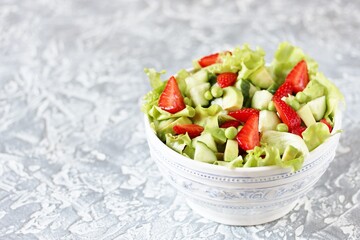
[186,199,298,226]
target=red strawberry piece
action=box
[236,114,260,151]
[217,72,238,88]
[273,81,293,100]
[291,126,307,137]
[220,120,240,128]
[198,53,220,68]
[273,98,301,131]
[158,76,185,114]
[228,108,260,123]
[320,119,333,132]
[285,60,309,93]
[173,124,204,138]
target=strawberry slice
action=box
[273,81,293,100]
[158,76,185,114]
[291,126,307,137]
[236,114,260,151]
[198,53,220,68]
[220,120,240,128]
[173,124,204,138]
[320,119,333,132]
[273,98,301,131]
[198,51,231,68]
[285,60,309,93]
[217,72,238,88]
[228,108,259,123]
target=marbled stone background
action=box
[0,0,359,239]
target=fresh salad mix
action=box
[142,42,344,171]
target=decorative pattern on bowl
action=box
[144,111,342,225]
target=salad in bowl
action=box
[142,43,344,225]
[142,42,344,172]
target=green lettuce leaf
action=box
[244,146,280,167]
[144,68,166,90]
[205,44,265,78]
[193,104,222,127]
[302,122,331,151]
[165,133,192,154]
[142,68,167,114]
[276,155,304,172]
[271,42,318,84]
[175,69,190,95]
[148,105,195,121]
[215,156,244,168]
[261,131,309,157]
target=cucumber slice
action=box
[258,110,281,132]
[194,141,217,163]
[185,69,209,94]
[251,90,273,110]
[307,96,326,121]
[189,82,211,106]
[297,104,316,127]
[224,139,239,162]
[222,86,244,111]
[193,132,217,152]
[249,66,275,89]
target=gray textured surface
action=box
[0,0,359,239]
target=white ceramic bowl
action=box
[144,111,342,226]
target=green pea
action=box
[184,97,192,106]
[204,90,213,101]
[211,85,223,98]
[276,123,289,132]
[268,101,276,111]
[225,127,238,140]
[296,92,308,103]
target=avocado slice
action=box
[297,104,316,127]
[249,66,275,89]
[193,132,217,152]
[157,117,192,141]
[307,96,326,121]
[302,80,325,101]
[224,139,239,162]
[193,141,217,163]
[185,69,209,95]
[222,86,244,111]
[282,145,300,161]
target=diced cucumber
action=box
[185,69,209,94]
[258,110,281,132]
[189,82,211,106]
[194,141,217,163]
[251,90,273,110]
[297,104,316,127]
[224,139,239,162]
[235,79,258,107]
[222,86,244,111]
[193,69,209,83]
[249,66,275,89]
[307,96,326,121]
[193,132,217,152]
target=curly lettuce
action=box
[271,42,318,84]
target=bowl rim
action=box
[144,106,342,174]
